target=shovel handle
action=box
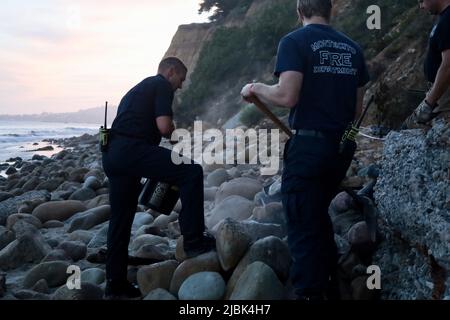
[249,97,293,137]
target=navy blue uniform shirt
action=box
[275,24,370,133]
[424,5,450,83]
[111,74,174,146]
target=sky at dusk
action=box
[0,0,210,115]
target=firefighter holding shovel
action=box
[241,0,370,300]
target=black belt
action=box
[294,129,326,139]
[111,130,150,142]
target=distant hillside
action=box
[0,105,118,126]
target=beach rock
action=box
[56,181,81,192]
[132,212,154,231]
[67,205,110,232]
[21,177,41,192]
[238,220,285,242]
[57,241,87,261]
[23,261,70,288]
[331,209,363,237]
[178,272,225,300]
[130,234,168,252]
[81,268,105,285]
[167,221,181,238]
[95,188,109,196]
[0,192,13,202]
[50,190,72,201]
[144,288,177,300]
[17,198,46,213]
[137,260,179,295]
[227,167,242,179]
[32,154,45,161]
[68,230,95,244]
[0,190,50,225]
[347,221,373,248]
[5,166,17,175]
[52,282,103,300]
[43,220,65,228]
[133,243,174,261]
[20,163,37,174]
[36,178,64,192]
[0,273,6,298]
[83,169,104,182]
[330,191,356,216]
[0,226,15,251]
[250,202,286,226]
[68,187,97,201]
[351,276,378,300]
[13,289,50,300]
[41,249,71,262]
[85,194,109,209]
[230,261,284,300]
[215,218,251,271]
[225,236,290,299]
[0,234,51,271]
[153,212,178,230]
[206,169,229,187]
[82,176,102,191]
[169,251,221,295]
[46,238,60,249]
[204,187,218,202]
[6,213,42,230]
[68,168,90,183]
[206,195,254,230]
[214,177,262,204]
[31,279,50,294]
[87,224,109,248]
[32,200,87,223]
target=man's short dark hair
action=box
[158,57,187,74]
[297,0,332,21]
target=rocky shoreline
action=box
[0,130,385,300]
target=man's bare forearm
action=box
[427,63,450,106]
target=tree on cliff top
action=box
[199,0,252,21]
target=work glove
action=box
[401,99,439,129]
[414,99,438,124]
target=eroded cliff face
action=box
[163,23,215,88]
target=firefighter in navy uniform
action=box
[102,57,214,299]
[241,0,370,300]
[403,0,450,127]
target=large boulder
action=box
[67,205,110,232]
[6,213,42,230]
[374,121,450,299]
[229,261,284,300]
[206,169,229,187]
[23,261,71,288]
[52,282,103,300]
[137,260,179,295]
[178,272,225,300]
[0,232,51,270]
[0,190,49,225]
[214,177,262,204]
[169,251,221,295]
[215,218,251,271]
[205,195,254,230]
[32,200,87,223]
[225,236,291,299]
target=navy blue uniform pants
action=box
[281,134,345,297]
[102,136,204,282]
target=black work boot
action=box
[104,280,142,300]
[183,232,216,259]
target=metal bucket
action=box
[138,179,180,215]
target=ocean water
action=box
[0,120,98,162]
